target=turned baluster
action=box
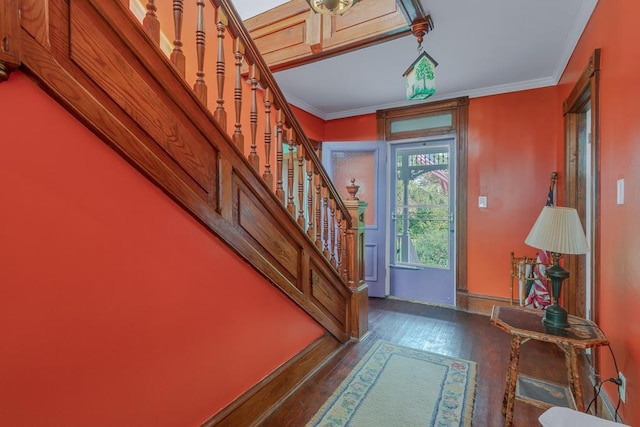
[248,64,260,172]
[341,217,349,281]
[322,186,329,257]
[275,111,285,203]
[215,7,227,132]
[233,39,244,151]
[297,142,306,228]
[169,1,186,77]
[143,0,160,45]
[330,196,336,266]
[193,0,207,105]
[306,159,314,239]
[262,87,273,190]
[286,130,296,216]
[315,175,322,249]
[336,209,344,273]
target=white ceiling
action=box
[232,0,598,120]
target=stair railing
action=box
[0,0,368,340]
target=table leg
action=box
[569,347,585,411]
[502,335,522,426]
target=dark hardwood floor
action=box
[262,297,584,426]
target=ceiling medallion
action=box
[306,0,359,16]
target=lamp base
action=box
[542,303,569,329]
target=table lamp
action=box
[525,206,590,328]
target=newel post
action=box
[345,179,368,340]
[0,0,21,82]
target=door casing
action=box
[377,97,470,307]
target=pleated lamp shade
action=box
[525,206,590,254]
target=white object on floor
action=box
[539,407,629,426]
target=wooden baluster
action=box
[143,0,160,45]
[336,209,344,274]
[215,7,227,132]
[233,39,244,151]
[330,196,336,266]
[263,87,273,190]
[286,129,296,216]
[170,0,186,77]
[275,110,285,203]
[297,141,306,228]
[193,0,207,105]
[306,159,314,239]
[322,186,329,257]
[342,216,349,281]
[248,64,260,172]
[315,175,322,249]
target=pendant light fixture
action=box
[306,0,359,16]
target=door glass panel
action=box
[331,151,376,226]
[393,146,450,268]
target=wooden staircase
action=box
[1,0,368,424]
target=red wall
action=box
[325,113,377,141]
[467,87,559,296]
[292,105,326,142]
[0,72,324,427]
[558,1,640,423]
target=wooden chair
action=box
[509,252,549,306]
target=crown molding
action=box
[286,76,557,121]
[552,0,599,84]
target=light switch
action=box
[478,196,487,208]
[617,179,625,205]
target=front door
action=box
[389,138,455,305]
[322,141,387,297]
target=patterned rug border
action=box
[307,340,477,427]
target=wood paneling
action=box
[244,0,411,71]
[17,0,356,346]
[70,2,217,198]
[238,183,300,280]
[21,0,51,52]
[310,262,349,328]
[458,291,510,316]
[322,0,407,50]
[9,1,370,423]
[0,0,21,81]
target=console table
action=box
[490,305,608,426]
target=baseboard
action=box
[457,291,510,316]
[202,333,342,427]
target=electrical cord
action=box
[584,344,622,422]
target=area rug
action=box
[306,340,476,427]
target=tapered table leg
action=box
[568,346,585,411]
[502,336,522,426]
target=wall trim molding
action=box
[457,291,510,316]
[203,333,342,426]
